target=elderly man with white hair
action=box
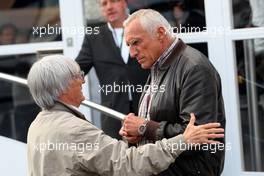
[120,9,226,176]
[27,55,224,176]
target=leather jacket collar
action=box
[157,39,187,71]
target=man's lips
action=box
[137,57,144,64]
[107,11,116,17]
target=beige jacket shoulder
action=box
[27,102,186,176]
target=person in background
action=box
[76,0,149,139]
[0,23,17,45]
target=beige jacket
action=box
[27,102,186,176]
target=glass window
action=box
[232,0,264,29]
[0,54,40,143]
[235,39,264,171]
[188,42,208,57]
[0,0,61,45]
[127,0,206,33]
[83,0,206,33]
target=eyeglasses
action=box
[74,70,85,80]
[80,71,85,80]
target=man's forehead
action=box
[124,20,141,33]
[124,26,139,41]
[125,20,148,37]
[99,0,122,3]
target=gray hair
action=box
[123,9,173,37]
[27,55,80,109]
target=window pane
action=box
[232,0,264,29]
[127,0,206,33]
[235,39,264,171]
[83,0,206,33]
[0,0,61,45]
[188,42,208,57]
[0,54,40,143]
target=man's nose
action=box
[105,1,114,10]
[129,46,138,58]
[82,78,85,84]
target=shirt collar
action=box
[152,37,178,69]
[107,22,123,31]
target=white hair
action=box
[123,9,173,37]
[27,55,80,109]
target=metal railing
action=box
[0,72,125,121]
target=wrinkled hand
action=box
[122,113,145,136]
[119,126,142,144]
[183,113,224,145]
[119,113,145,144]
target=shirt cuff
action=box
[144,120,160,140]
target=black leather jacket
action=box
[142,40,226,176]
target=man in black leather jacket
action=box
[120,9,226,176]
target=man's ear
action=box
[57,87,70,102]
[58,90,67,97]
[156,27,166,40]
[60,85,71,96]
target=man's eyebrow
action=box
[125,39,130,46]
[127,38,138,46]
[126,39,133,46]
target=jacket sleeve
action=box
[73,122,186,176]
[75,33,94,74]
[152,64,222,140]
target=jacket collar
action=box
[157,39,187,71]
[50,101,86,121]
[103,24,121,57]
[138,39,187,106]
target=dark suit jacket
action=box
[76,23,149,139]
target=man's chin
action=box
[141,64,150,69]
[81,97,85,102]
[107,17,118,23]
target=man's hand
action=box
[119,126,142,144]
[119,113,145,144]
[183,113,224,145]
[122,113,145,136]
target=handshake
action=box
[119,113,224,145]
